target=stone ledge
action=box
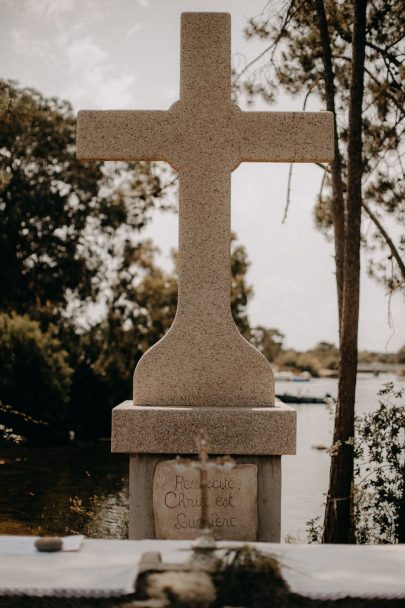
[111,400,296,455]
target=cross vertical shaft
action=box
[177,14,233,323]
[180,13,231,102]
[177,165,231,323]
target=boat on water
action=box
[276,393,333,405]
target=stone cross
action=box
[77,13,333,409]
[175,432,235,566]
[175,431,235,535]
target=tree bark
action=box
[315,0,346,326]
[323,0,368,544]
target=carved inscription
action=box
[153,461,258,540]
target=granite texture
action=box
[77,13,334,409]
[129,454,281,542]
[111,400,296,455]
[153,461,258,541]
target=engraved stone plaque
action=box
[153,460,258,540]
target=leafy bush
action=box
[0,313,73,441]
[295,353,320,377]
[307,383,405,543]
[354,383,404,543]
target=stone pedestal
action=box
[112,400,296,542]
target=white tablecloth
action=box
[0,537,404,599]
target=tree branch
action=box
[282,163,294,224]
[233,0,304,86]
[333,54,405,116]
[281,79,319,224]
[315,163,405,280]
[362,201,405,283]
[333,14,401,67]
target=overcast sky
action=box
[1,0,404,351]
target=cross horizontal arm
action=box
[76,110,172,162]
[236,111,334,163]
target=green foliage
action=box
[309,341,339,370]
[294,353,321,377]
[249,326,284,362]
[306,383,405,543]
[0,79,175,324]
[230,236,253,337]
[306,516,323,544]
[0,412,23,444]
[213,546,289,607]
[397,345,405,364]
[67,236,259,438]
[354,382,404,543]
[276,351,321,377]
[0,80,179,439]
[0,80,100,318]
[69,239,179,437]
[0,313,73,439]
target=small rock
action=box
[34,536,63,552]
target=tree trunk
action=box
[315,0,346,325]
[323,0,368,544]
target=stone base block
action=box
[111,401,296,455]
[129,454,282,542]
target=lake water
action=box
[0,374,402,540]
